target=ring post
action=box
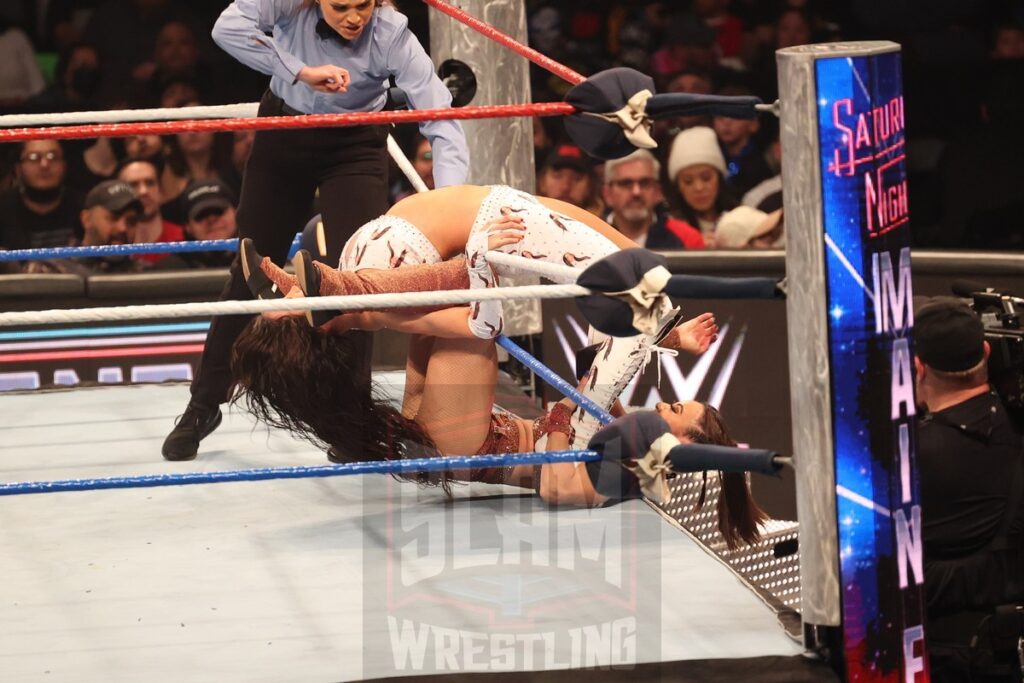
[779,42,927,680]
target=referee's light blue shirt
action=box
[212,0,469,187]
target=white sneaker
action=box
[569,300,680,447]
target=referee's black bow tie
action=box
[316,18,350,45]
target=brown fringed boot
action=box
[296,251,470,297]
[291,249,471,326]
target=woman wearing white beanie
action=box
[666,126,738,241]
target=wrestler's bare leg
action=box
[414,337,497,456]
[401,334,433,421]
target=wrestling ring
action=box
[0,1,932,680]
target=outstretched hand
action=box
[669,312,718,355]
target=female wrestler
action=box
[245,183,688,343]
[231,319,766,549]
[230,185,763,547]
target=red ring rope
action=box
[0,102,577,143]
[421,0,586,86]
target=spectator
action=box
[713,86,774,197]
[410,136,433,187]
[602,149,703,249]
[607,1,664,72]
[749,8,814,101]
[0,18,46,109]
[691,0,744,66]
[992,22,1024,60]
[123,134,165,169]
[231,130,255,179]
[26,44,118,198]
[20,180,143,275]
[740,132,783,213]
[913,297,1023,681]
[665,126,738,241]
[0,141,84,251]
[713,206,784,248]
[537,143,603,215]
[652,70,716,151]
[159,78,200,109]
[117,159,185,266]
[27,43,102,113]
[84,0,194,107]
[157,178,237,269]
[63,137,120,197]
[650,13,717,89]
[159,100,239,223]
[131,20,218,106]
[79,180,142,250]
[776,7,813,50]
[928,61,1024,249]
[44,0,101,52]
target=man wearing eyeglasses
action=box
[0,140,85,256]
[601,150,705,250]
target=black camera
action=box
[954,280,1024,431]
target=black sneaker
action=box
[240,238,285,300]
[161,401,223,461]
[292,249,337,327]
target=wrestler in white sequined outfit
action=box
[464,185,621,339]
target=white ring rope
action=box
[485,251,581,283]
[0,102,262,128]
[2,103,422,199]
[0,283,590,327]
[387,135,430,194]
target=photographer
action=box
[914,297,1024,682]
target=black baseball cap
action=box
[543,143,592,174]
[914,296,986,372]
[183,179,235,221]
[84,180,142,214]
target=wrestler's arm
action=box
[321,307,477,339]
[537,430,609,507]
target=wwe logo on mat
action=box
[361,475,661,675]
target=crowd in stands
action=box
[0,0,1021,274]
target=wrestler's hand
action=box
[484,215,526,251]
[319,311,382,334]
[665,312,718,355]
[298,64,350,93]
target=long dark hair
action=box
[230,316,449,490]
[686,403,769,549]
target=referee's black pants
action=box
[190,91,388,407]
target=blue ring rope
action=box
[0,235,303,262]
[496,335,613,425]
[0,450,600,496]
